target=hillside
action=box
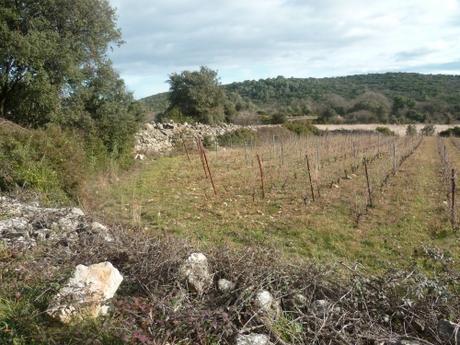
[143,73,460,124]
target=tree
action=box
[0,0,120,124]
[166,66,226,124]
[63,62,144,156]
[0,0,142,156]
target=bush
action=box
[439,126,460,137]
[284,121,321,136]
[421,124,435,136]
[217,128,256,147]
[375,126,395,136]
[202,135,216,149]
[406,124,417,136]
[0,122,87,203]
[270,113,287,124]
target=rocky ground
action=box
[135,121,247,156]
[0,196,114,249]
[1,196,459,344]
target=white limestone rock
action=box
[236,333,273,345]
[47,262,123,323]
[180,252,212,294]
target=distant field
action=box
[316,123,456,135]
[85,132,460,273]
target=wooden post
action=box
[364,158,373,207]
[182,137,191,162]
[392,142,397,174]
[451,168,457,229]
[201,142,217,195]
[196,138,208,178]
[305,153,315,202]
[256,154,265,199]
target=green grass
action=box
[85,138,459,273]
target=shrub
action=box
[202,135,216,148]
[217,128,256,147]
[406,124,417,136]
[421,124,435,136]
[270,113,287,124]
[0,122,87,203]
[284,121,321,136]
[439,126,460,137]
[375,126,395,136]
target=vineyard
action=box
[87,132,459,271]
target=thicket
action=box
[439,126,460,137]
[284,121,321,136]
[0,0,144,200]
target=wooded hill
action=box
[142,73,460,124]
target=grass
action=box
[84,136,459,273]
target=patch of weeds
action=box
[0,288,124,345]
[217,128,256,147]
[272,314,304,343]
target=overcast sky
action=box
[108,0,460,99]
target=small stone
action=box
[255,290,281,319]
[218,278,235,292]
[311,299,330,315]
[293,293,307,308]
[236,333,273,345]
[180,253,212,294]
[70,208,85,216]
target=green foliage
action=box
[375,126,395,136]
[145,73,460,124]
[284,121,321,136]
[439,126,460,137]
[406,124,417,136]
[141,92,170,113]
[0,123,87,202]
[62,62,144,158]
[270,112,288,124]
[166,66,226,124]
[202,135,216,149]
[0,0,142,158]
[216,128,256,147]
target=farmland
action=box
[85,131,459,272]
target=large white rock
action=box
[236,333,273,345]
[180,252,212,294]
[47,262,123,323]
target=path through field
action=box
[357,138,455,269]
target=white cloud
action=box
[108,0,460,98]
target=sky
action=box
[108,0,460,99]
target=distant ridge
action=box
[141,72,460,124]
